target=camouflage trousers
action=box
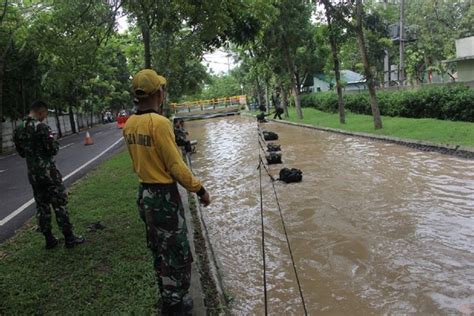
[137,183,193,306]
[28,166,73,236]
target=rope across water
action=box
[257,124,308,315]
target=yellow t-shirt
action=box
[123,111,202,193]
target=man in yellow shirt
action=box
[123,69,210,315]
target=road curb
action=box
[184,154,228,315]
[178,185,207,316]
[241,111,474,159]
[271,119,474,159]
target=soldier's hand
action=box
[199,191,211,207]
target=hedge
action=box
[300,85,474,122]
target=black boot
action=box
[44,232,59,250]
[161,297,193,316]
[64,234,85,248]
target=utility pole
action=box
[383,0,390,87]
[399,0,405,84]
[226,53,231,73]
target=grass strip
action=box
[282,108,474,147]
[0,152,159,314]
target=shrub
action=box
[300,85,474,122]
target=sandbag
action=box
[267,143,281,152]
[279,168,302,183]
[266,152,282,164]
[263,131,278,141]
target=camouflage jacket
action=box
[13,116,59,172]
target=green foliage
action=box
[301,86,474,122]
[182,74,242,101]
[0,0,130,124]
[283,107,474,147]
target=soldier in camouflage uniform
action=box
[137,184,193,309]
[123,69,211,315]
[13,101,85,249]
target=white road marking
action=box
[0,170,6,173]
[0,137,123,226]
[60,143,74,150]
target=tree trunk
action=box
[68,105,77,134]
[281,84,289,118]
[20,78,27,116]
[0,56,4,154]
[283,47,303,119]
[327,12,345,124]
[355,0,382,129]
[0,34,12,154]
[248,49,265,107]
[54,104,62,138]
[255,77,265,108]
[141,25,152,69]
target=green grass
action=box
[281,108,474,147]
[0,152,160,314]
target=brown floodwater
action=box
[185,115,474,315]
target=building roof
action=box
[314,70,366,85]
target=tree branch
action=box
[0,0,8,26]
[319,0,354,30]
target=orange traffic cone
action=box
[84,131,94,145]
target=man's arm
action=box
[37,123,59,156]
[156,120,206,195]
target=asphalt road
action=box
[0,123,125,242]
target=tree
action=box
[27,0,120,133]
[321,3,346,124]
[320,0,383,129]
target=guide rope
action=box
[257,124,308,315]
[257,156,268,315]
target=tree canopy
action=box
[1,0,472,148]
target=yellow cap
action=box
[132,69,167,98]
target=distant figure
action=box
[174,118,192,153]
[13,101,85,249]
[273,106,284,120]
[257,112,268,123]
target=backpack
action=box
[279,168,303,183]
[13,118,33,158]
[265,152,282,164]
[263,131,278,141]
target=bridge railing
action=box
[171,95,247,114]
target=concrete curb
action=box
[184,154,229,315]
[242,112,474,159]
[178,185,207,316]
[271,119,474,159]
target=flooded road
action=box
[186,116,474,315]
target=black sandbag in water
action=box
[267,143,281,152]
[279,168,302,183]
[266,152,282,164]
[263,131,278,141]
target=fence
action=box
[1,112,101,153]
[171,95,247,115]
